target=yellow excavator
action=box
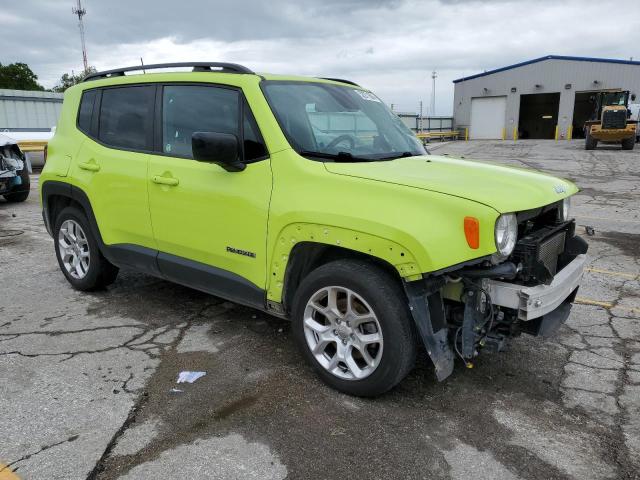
[584,90,637,150]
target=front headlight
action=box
[559,197,571,222]
[494,213,518,257]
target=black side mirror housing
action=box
[192,132,245,172]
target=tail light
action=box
[43,144,48,163]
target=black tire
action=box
[621,136,635,150]
[3,168,30,202]
[53,206,119,291]
[292,260,417,397]
[585,132,597,150]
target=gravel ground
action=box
[1,139,639,479]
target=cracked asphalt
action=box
[1,139,639,479]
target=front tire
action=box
[621,136,635,150]
[292,260,417,397]
[54,206,119,291]
[585,131,597,150]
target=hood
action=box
[324,154,577,213]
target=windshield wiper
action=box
[379,151,417,160]
[299,150,372,162]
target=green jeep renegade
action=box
[40,62,588,396]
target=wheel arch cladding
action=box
[267,223,422,303]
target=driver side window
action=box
[162,85,239,158]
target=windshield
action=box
[262,81,426,161]
[601,91,628,106]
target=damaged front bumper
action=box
[486,254,586,321]
[406,248,587,382]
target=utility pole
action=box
[431,70,437,116]
[419,100,423,133]
[72,0,88,72]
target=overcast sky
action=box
[3,0,639,115]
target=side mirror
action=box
[192,132,245,172]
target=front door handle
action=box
[152,175,179,187]
[78,160,100,172]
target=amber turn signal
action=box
[464,216,480,249]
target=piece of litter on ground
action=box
[585,225,595,236]
[170,388,183,393]
[176,371,206,384]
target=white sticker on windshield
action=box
[354,90,381,102]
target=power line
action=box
[72,0,88,71]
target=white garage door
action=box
[470,96,507,139]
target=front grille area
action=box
[602,109,627,129]
[538,231,566,276]
[511,221,573,285]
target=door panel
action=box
[148,156,272,290]
[148,84,272,291]
[73,140,154,248]
[72,85,156,249]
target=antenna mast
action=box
[431,70,437,116]
[72,0,88,71]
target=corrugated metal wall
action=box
[453,58,640,139]
[0,89,63,131]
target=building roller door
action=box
[470,96,506,139]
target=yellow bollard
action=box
[567,125,573,140]
[465,127,469,141]
[513,126,518,141]
[501,127,506,140]
[554,125,559,141]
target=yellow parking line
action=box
[586,268,639,280]
[0,463,20,480]
[575,215,640,224]
[575,297,614,308]
[575,297,640,315]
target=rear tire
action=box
[621,136,635,150]
[54,206,119,291]
[3,168,30,202]
[291,259,417,397]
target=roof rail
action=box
[320,77,360,87]
[83,62,254,82]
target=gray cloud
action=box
[3,0,639,114]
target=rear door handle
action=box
[78,161,100,172]
[152,175,179,186]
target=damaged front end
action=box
[0,134,31,201]
[406,204,588,381]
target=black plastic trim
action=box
[319,77,360,87]
[157,252,265,309]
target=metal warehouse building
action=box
[453,55,640,140]
[0,89,63,132]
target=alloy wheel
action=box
[303,286,383,380]
[58,219,90,279]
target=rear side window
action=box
[163,85,239,158]
[98,86,154,150]
[77,89,96,134]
